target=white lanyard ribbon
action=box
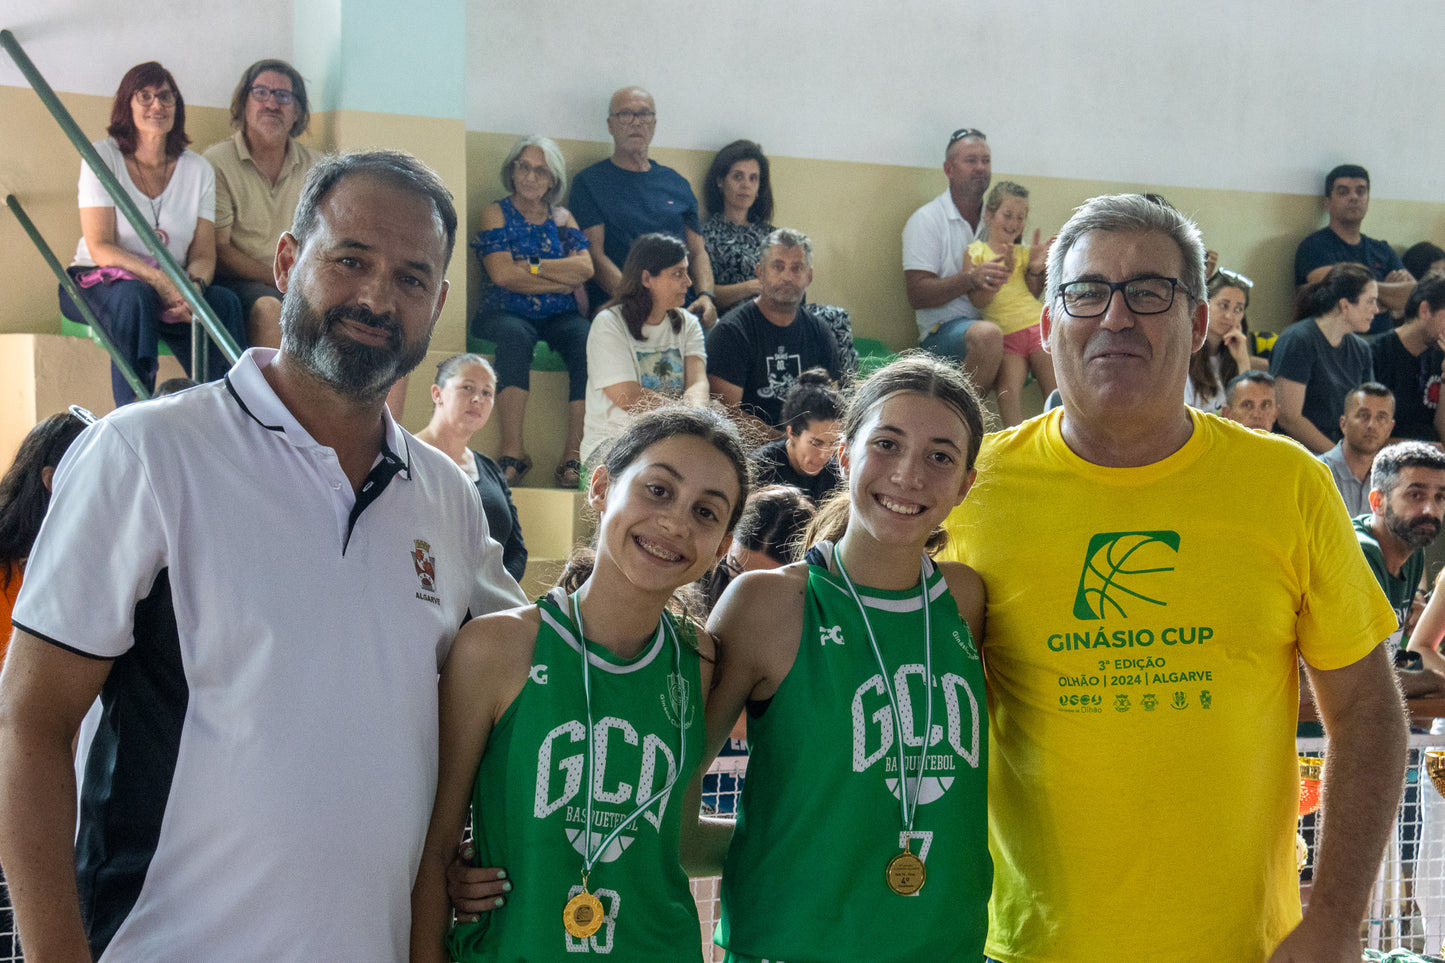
[832,549,934,834]
[569,590,687,874]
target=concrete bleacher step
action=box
[511,487,592,599]
[0,332,186,460]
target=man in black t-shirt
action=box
[706,228,843,431]
[1294,164,1415,335]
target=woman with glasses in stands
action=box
[58,61,246,407]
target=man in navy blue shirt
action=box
[1295,164,1416,335]
[569,86,718,326]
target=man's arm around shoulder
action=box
[0,630,114,960]
[1269,643,1405,962]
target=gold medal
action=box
[563,888,605,939]
[885,850,926,895]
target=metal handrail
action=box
[6,193,152,399]
[0,27,242,377]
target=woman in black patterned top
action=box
[701,140,774,311]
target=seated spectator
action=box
[707,228,844,434]
[701,139,773,310]
[1295,163,1414,335]
[569,86,716,325]
[965,181,1053,426]
[1270,263,1378,453]
[580,234,708,465]
[415,355,526,582]
[1404,241,1445,283]
[1221,370,1278,432]
[1358,442,1445,654]
[58,61,247,406]
[752,369,844,501]
[1319,382,1395,517]
[701,139,857,372]
[471,135,593,487]
[204,59,319,348]
[902,127,1004,393]
[0,410,91,664]
[1186,271,1254,414]
[698,484,816,615]
[1371,275,1445,443]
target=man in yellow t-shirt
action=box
[944,193,1406,963]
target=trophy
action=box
[1297,756,1323,872]
[1426,749,1445,798]
[1299,756,1323,816]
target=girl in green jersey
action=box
[413,406,750,963]
[684,352,993,962]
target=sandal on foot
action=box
[554,459,583,489]
[498,454,532,485]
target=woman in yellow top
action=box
[966,181,1055,426]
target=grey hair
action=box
[291,150,458,269]
[762,227,814,268]
[1044,193,1207,307]
[433,352,495,388]
[499,135,568,205]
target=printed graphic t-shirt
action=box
[941,408,1396,963]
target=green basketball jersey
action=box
[448,589,704,962]
[717,543,990,962]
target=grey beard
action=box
[280,299,430,404]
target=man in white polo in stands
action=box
[0,150,525,961]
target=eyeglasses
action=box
[1214,267,1254,289]
[610,109,656,125]
[1057,277,1185,318]
[134,89,176,107]
[249,84,295,106]
[948,127,986,145]
[512,160,552,181]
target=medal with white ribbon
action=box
[561,591,687,937]
[833,548,934,896]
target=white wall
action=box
[466,0,1445,201]
[1,0,295,108]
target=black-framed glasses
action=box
[1215,267,1254,289]
[948,127,986,145]
[610,109,655,125]
[134,89,176,107]
[249,84,295,106]
[1057,277,1184,318]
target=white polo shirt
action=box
[901,189,984,342]
[13,347,526,962]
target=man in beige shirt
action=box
[204,59,320,349]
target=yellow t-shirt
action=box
[967,239,1042,335]
[941,409,1396,963]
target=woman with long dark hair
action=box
[0,412,90,665]
[1186,272,1254,414]
[1270,262,1378,452]
[700,139,774,310]
[58,61,246,406]
[580,234,709,466]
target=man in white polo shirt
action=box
[0,150,525,962]
[902,127,1007,391]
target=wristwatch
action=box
[528,256,542,275]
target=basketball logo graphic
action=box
[1072,531,1180,620]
